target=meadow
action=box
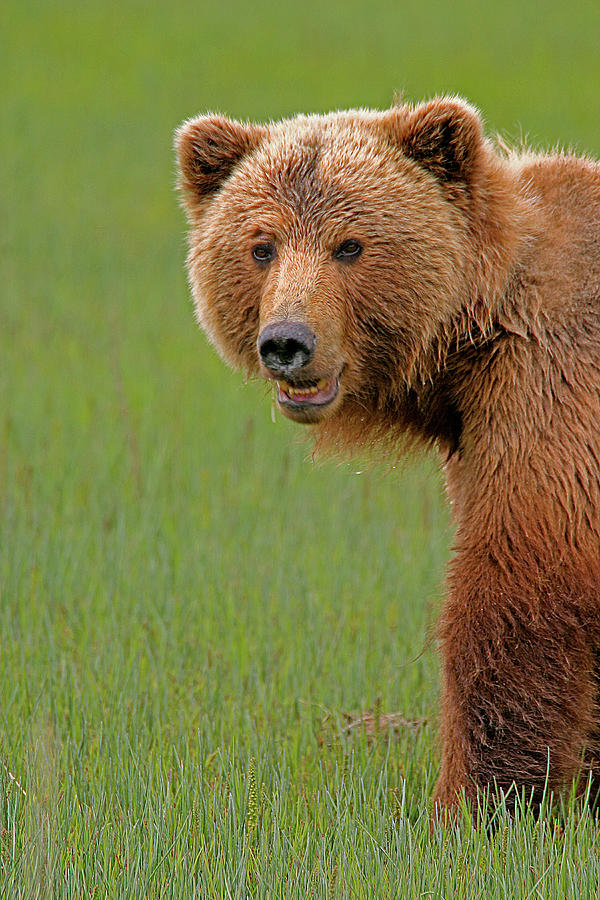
[2,0,600,896]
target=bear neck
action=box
[368,152,545,456]
[418,150,543,384]
[437,153,600,590]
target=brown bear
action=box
[175,97,600,815]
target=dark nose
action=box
[257,321,316,377]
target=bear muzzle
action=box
[257,320,343,421]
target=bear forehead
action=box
[256,111,406,179]
[219,112,427,228]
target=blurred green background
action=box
[2,0,600,894]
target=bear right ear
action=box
[383,98,485,190]
[175,115,268,216]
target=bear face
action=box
[176,101,491,431]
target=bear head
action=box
[175,99,508,450]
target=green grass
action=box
[2,0,600,896]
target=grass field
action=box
[3,0,600,896]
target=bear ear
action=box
[383,98,485,188]
[175,114,268,215]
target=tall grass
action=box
[2,0,600,895]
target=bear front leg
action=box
[432,575,597,816]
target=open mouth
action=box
[276,375,339,408]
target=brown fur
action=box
[175,98,600,814]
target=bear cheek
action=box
[210,285,262,374]
[343,262,449,389]
[188,242,262,374]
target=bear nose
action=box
[257,321,316,377]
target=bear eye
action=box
[333,239,363,261]
[252,243,275,264]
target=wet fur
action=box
[175,98,600,814]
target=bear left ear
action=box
[175,114,268,217]
[383,98,485,188]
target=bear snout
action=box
[257,321,316,378]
